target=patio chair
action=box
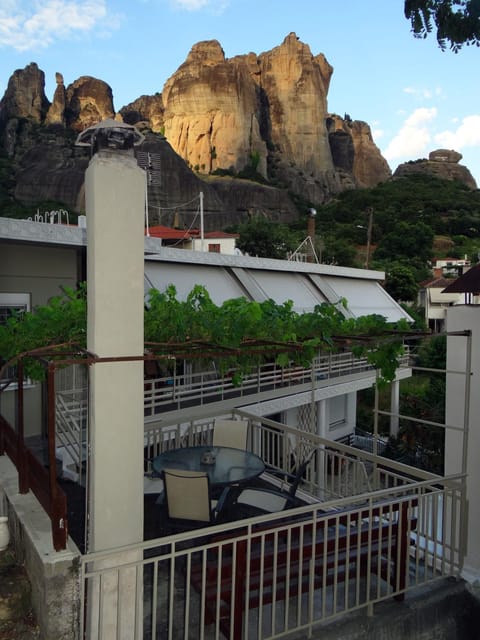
[213,418,249,450]
[231,449,316,515]
[162,468,229,526]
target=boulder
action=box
[429,149,462,163]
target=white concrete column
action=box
[390,380,400,437]
[86,148,144,551]
[85,148,145,638]
[317,399,328,440]
[316,399,328,499]
[445,305,480,582]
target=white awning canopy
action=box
[144,249,412,323]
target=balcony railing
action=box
[142,349,407,417]
[80,413,464,640]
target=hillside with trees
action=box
[232,173,480,304]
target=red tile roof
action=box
[146,225,238,240]
[147,225,191,240]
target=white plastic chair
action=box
[162,469,228,524]
[213,419,248,449]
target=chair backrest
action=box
[213,419,249,449]
[288,448,316,497]
[163,469,212,522]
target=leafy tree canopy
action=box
[0,284,415,387]
[317,174,480,275]
[234,216,301,259]
[405,0,480,51]
[374,221,434,264]
[384,263,420,302]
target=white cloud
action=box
[382,107,437,161]
[169,0,228,11]
[403,86,443,100]
[372,128,384,141]
[435,115,480,149]
[0,1,116,52]
[171,0,210,7]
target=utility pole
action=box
[365,207,373,269]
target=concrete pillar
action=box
[445,305,480,582]
[390,380,400,437]
[316,399,328,499]
[317,399,328,440]
[86,148,144,551]
[85,148,145,638]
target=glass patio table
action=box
[152,445,265,487]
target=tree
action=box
[235,217,300,259]
[405,0,480,51]
[374,221,434,266]
[384,264,419,302]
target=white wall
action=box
[445,305,480,581]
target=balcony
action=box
[79,411,462,640]
[53,348,410,482]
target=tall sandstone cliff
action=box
[0,36,394,227]
[122,33,390,202]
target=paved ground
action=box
[0,547,40,640]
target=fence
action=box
[79,412,464,639]
[80,466,463,640]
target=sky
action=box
[1,0,479,187]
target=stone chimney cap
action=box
[75,118,145,151]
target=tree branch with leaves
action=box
[405,0,480,51]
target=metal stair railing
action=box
[55,391,87,483]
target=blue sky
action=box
[1,0,479,186]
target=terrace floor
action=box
[59,475,293,554]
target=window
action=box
[208,243,221,253]
[0,293,30,386]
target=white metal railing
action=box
[80,474,463,640]
[55,350,410,428]
[143,411,427,499]
[79,412,464,639]
[54,391,87,482]
[142,350,410,417]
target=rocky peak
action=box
[0,62,50,126]
[114,34,391,201]
[120,94,164,132]
[394,150,477,189]
[185,39,226,66]
[64,76,115,131]
[161,39,266,177]
[45,72,66,126]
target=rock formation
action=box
[45,73,67,126]
[327,115,391,188]
[64,76,115,131]
[0,62,50,126]
[254,34,334,181]
[121,33,390,202]
[394,149,477,189]
[121,94,164,132]
[161,40,267,178]
[2,35,449,227]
